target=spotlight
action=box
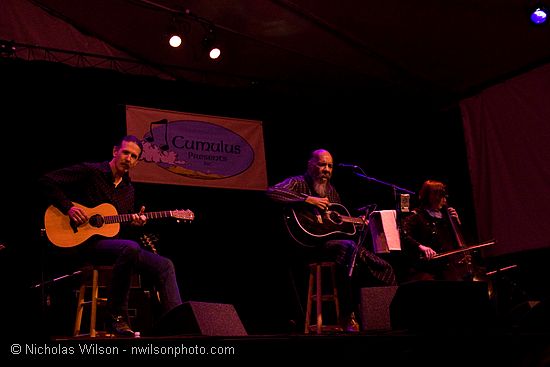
[208,47,221,60]
[169,34,182,48]
[530,6,548,24]
[202,25,222,60]
[166,16,188,48]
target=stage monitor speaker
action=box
[359,286,398,331]
[389,280,494,332]
[150,301,247,336]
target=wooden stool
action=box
[73,265,112,337]
[304,261,342,334]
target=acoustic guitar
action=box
[44,202,194,248]
[284,202,367,248]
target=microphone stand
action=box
[350,166,414,211]
[352,168,415,196]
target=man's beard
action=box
[313,180,327,198]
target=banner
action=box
[126,105,267,190]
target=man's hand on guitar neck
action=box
[131,206,147,226]
[305,196,330,211]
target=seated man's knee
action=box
[158,256,176,274]
[119,240,141,259]
[325,239,356,266]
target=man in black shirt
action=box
[40,135,183,336]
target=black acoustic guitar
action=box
[284,202,367,248]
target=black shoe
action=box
[110,315,135,337]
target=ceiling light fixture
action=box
[166,16,189,48]
[202,25,222,60]
[168,34,182,48]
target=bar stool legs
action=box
[73,266,110,337]
[304,262,341,334]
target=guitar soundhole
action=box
[328,211,342,224]
[88,214,105,228]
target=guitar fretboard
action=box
[103,211,175,224]
[337,215,366,225]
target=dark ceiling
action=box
[12,0,550,108]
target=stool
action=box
[304,262,342,334]
[73,265,144,337]
[73,265,112,337]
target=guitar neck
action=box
[104,211,175,224]
[341,216,366,225]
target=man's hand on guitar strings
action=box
[68,205,88,226]
[305,196,330,211]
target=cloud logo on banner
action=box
[141,119,254,179]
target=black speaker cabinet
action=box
[150,301,247,336]
[359,286,399,331]
[389,280,494,332]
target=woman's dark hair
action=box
[418,180,447,207]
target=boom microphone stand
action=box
[351,166,414,195]
[348,165,414,217]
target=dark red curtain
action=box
[461,63,550,257]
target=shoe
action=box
[343,312,360,333]
[110,315,135,337]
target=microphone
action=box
[337,163,358,168]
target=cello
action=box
[445,206,483,281]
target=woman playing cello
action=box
[400,180,477,282]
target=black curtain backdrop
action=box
[2,57,547,337]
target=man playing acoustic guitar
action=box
[267,149,396,332]
[39,135,184,337]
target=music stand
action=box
[369,210,403,254]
